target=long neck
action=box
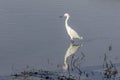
[65,16,69,28]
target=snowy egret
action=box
[64,13,83,43]
[63,43,82,70]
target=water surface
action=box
[0,0,120,76]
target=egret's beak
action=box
[59,16,63,18]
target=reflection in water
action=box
[63,43,83,70]
[103,47,118,79]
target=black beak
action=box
[59,16,63,18]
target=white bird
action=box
[63,43,82,70]
[64,13,83,43]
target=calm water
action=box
[0,0,120,76]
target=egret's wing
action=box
[65,44,80,58]
[68,27,80,39]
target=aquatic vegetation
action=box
[0,44,119,80]
[102,44,118,79]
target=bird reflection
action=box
[63,43,83,70]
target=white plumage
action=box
[63,43,81,70]
[64,13,83,42]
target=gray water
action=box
[0,0,120,75]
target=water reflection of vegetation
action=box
[10,44,119,80]
[103,44,118,79]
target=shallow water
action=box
[0,0,120,77]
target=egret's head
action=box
[64,13,70,17]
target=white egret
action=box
[63,43,82,70]
[64,13,83,43]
